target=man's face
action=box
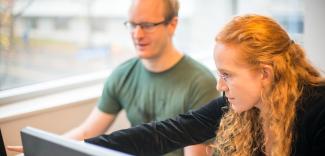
[128,0,175,60]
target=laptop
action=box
[0,128,8,156]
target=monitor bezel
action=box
[21,127,130,156]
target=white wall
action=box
[304,0,325,74]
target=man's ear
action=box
[260,64,273,85]
[168,17,178,35]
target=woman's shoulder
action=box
[297,85,325,125]
[301,85,325,106]
[294,85,325,154]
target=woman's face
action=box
[214,42,265,113]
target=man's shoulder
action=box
[110,57,140,75]
[115,57,140,70]
[103,57,140,85]
[181,55,213,75]
[179,55,215,81]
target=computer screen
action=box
[21,127,131,156]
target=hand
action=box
[6,145,24,153]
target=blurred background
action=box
[0,0,308,91]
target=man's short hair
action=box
[163,0,179,20]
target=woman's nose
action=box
[216,77,228,92]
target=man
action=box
[66,0,219,155]
[8,0,219,155]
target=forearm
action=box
[62,127,86,141]
[64,108,116,141]
[184,144,213,156]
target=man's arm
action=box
[184,144,213,156]
[63,107,116,140]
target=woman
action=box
[85,14,325,156]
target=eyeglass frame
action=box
[123,17,174,33]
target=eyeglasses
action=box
[123,19,171,33]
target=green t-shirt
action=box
[98,55,219,156]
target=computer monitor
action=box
[21,127,130,156]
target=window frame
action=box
[0,70,111,106]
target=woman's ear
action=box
[260,64,273,85]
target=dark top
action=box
[85,85,325,156]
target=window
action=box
[91,18,107,32]
[54,18,70,31]
[236,0,304,43]
[30,18,38,29]
[0,0,309,104]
